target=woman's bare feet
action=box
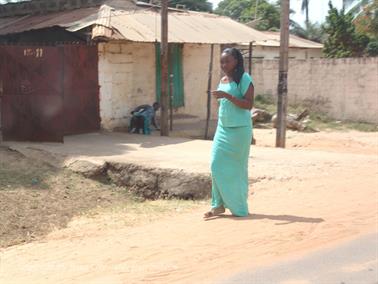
[203,205,225,218]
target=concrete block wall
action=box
[252,57,378,123]
[249,46,323,60]
[178,43,222,121]
[98,41,156,129]
[98,42,223,130]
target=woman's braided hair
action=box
[222,47,245,85]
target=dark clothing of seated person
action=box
[128,102,160,134]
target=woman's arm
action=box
[213,83,254,110]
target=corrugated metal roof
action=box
[261,31,323,49]
[0,4,271,44]
[108,10,270,44]
[0,7,100,35]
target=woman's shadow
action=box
[205,213,325,225]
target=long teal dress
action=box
[210,72,253,217]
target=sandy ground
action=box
[0,130,377,284]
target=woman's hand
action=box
[211,90,229,99]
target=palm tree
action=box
[301,0,310,25]
[291,20,324,43]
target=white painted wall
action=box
[98,42,155,129]
[178,43,221,120]
[241,45,323,60]
[98,42,223,130]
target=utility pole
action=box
[248,41,253,75]
[160,0,169,136]
[204,44,214,140]
[276,0,290,148]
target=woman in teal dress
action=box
[204,48,254,219]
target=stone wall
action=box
[252,57,378,123]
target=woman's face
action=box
[220,52,237,75]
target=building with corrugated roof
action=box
[0,0,323,138]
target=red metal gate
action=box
[63,45,100,135]
[0,44,100,142]
[0,45,64,142]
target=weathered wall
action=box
[99,43,376,129]
[98,42,222,129]
[178,43,221,120]
[251,46,322,60]
[252,57,378,123]
[98,42,156,129]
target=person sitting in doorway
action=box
[128,102,160,134]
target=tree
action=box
[169,0,212,12]
[322,2,370,57]
[353,0,377,37]
[353,0,378,56]
[342,0,355,10]
[301,0,310,25]
[140,0,212,12]
[291,20,324,43]
[215,0,252,21]
[215,0,281,31]
[345,0,374,17]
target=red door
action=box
[63,45,100,135]
[0,44,100,142]
[0,45,64,142]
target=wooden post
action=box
[248,41,253,75]
[160,0,169,136]
[276,0,290,148]
[169,74,173,131]
[204,44,214,140]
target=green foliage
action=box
[215,0,251,21]
[353,0,378,39]
[253,1,281,31]
[345,0,374,16]
[291,21,325,43]
[215,0,280,31]
[169,0,212,12]
[322,2,370,58]
[366,39,378,55]
[139,0,212,12]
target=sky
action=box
[210,0,345,26]
[0,0,346,26]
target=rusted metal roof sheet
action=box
[0,4,270,44]
[108,10,270,44]
[261,31,323,49]
[0,7,100,35]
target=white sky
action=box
[0,0,346,26]
[210,0,345,25]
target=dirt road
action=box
[1,131,377,284]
